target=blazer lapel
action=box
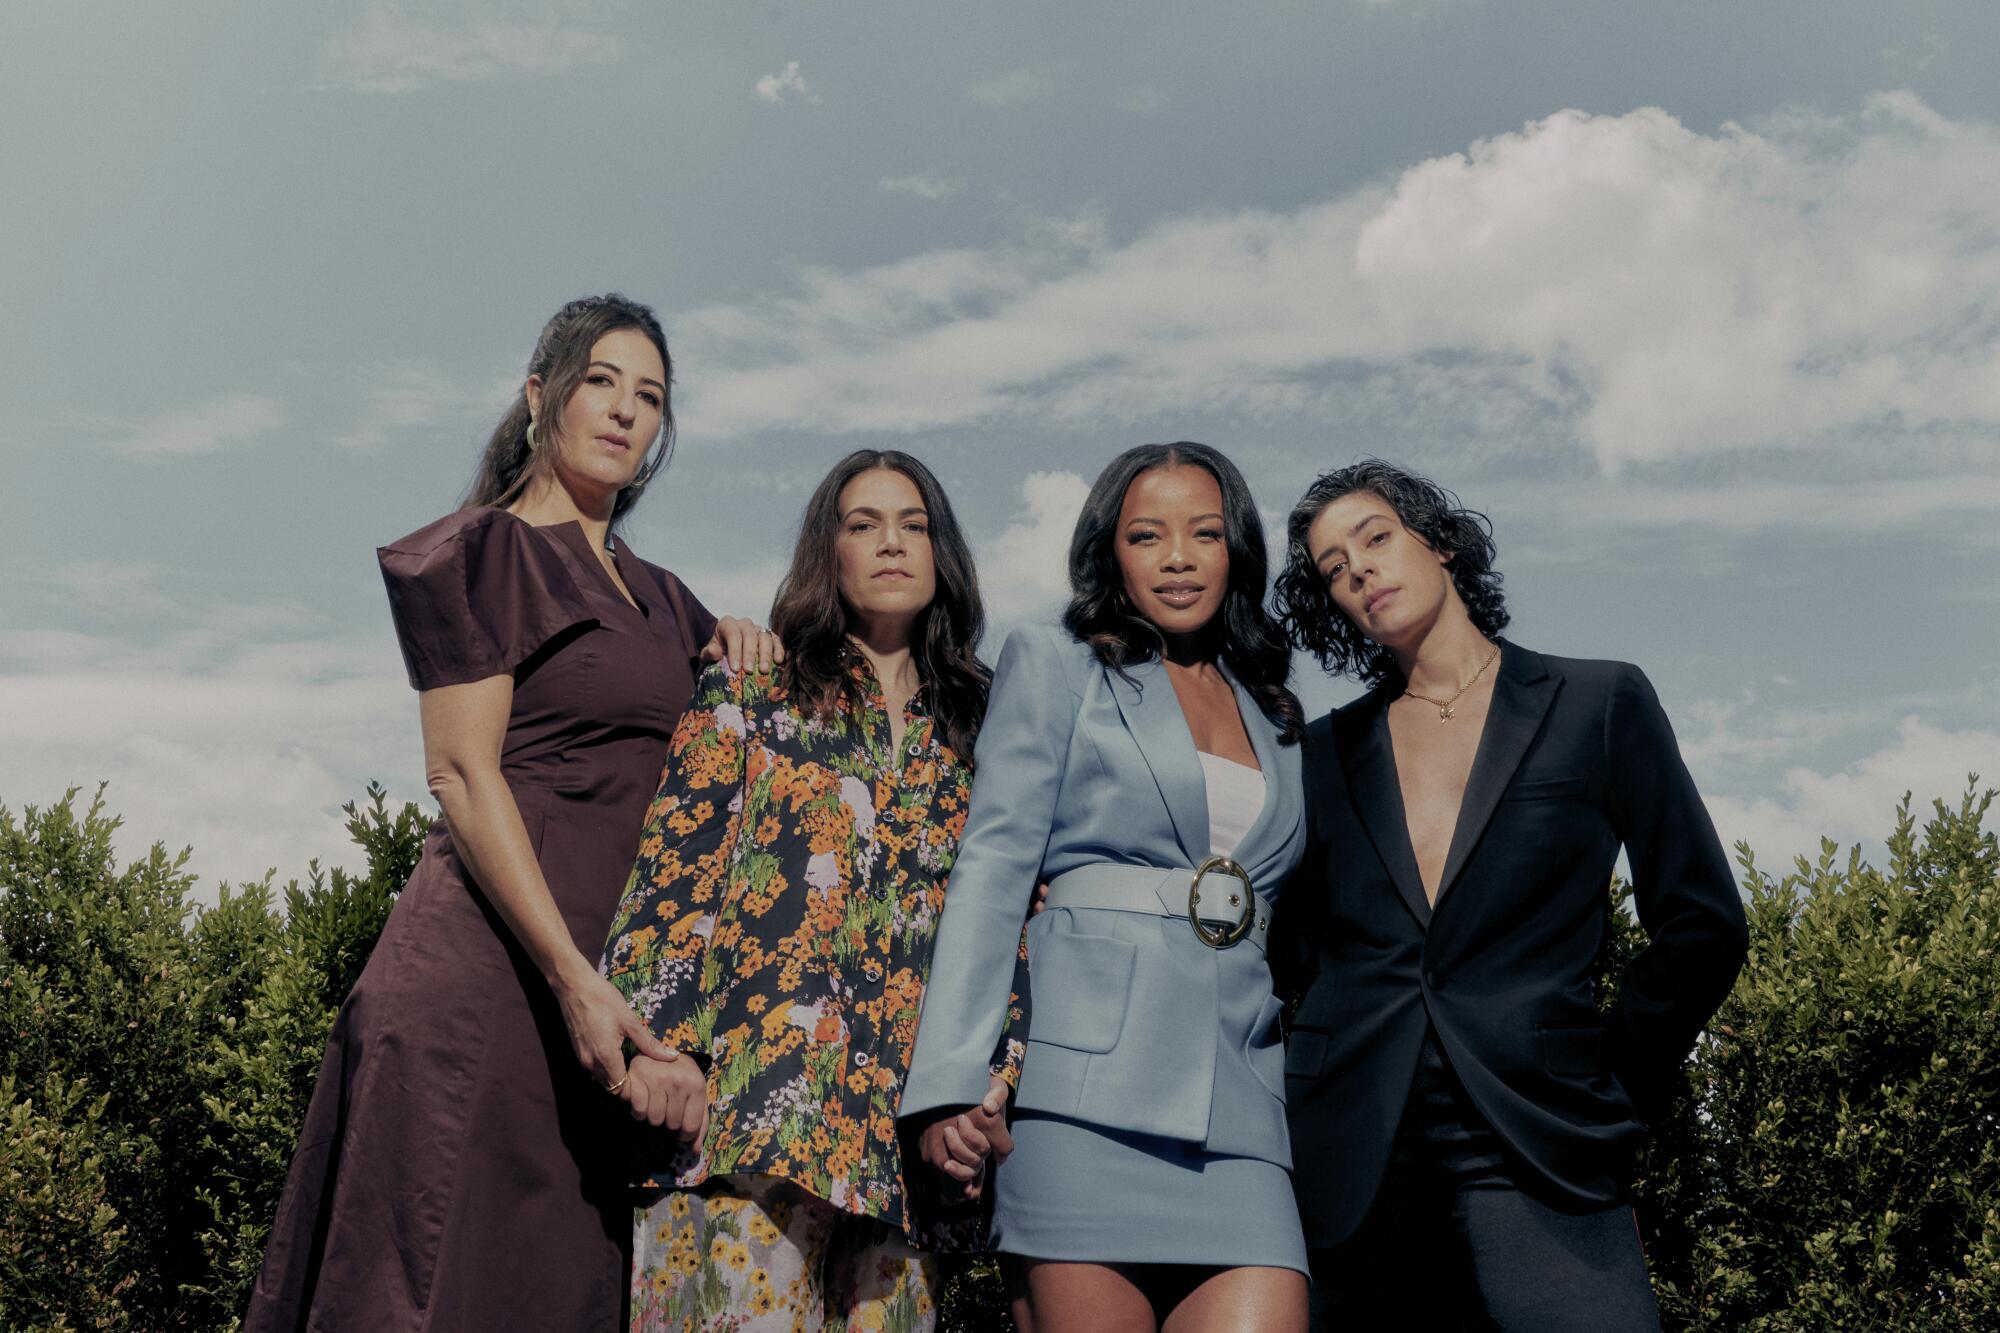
[1336,689,1432,929]
[1434,640,1558,907]
[1106,658,1209,863]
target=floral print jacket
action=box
[603,659,1025,1248]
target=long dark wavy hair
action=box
[461,293,673,527]
[1273,458,1510,687]
[1063,442,1303,744]
[770,451,991,763]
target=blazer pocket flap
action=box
[1030,930,1137,1055]
[1503,775,1590,802]
[1284,1028,1330,1080]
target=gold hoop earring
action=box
[526,420,539,450]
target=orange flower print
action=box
[598,657,1007,1253]
[760,1002,793,1041]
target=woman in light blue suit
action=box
[903,443,1309,1332]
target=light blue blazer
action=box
[902,624,1306,1166]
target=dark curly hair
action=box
[1064,442,1303,744]
[1273,458,1509,687]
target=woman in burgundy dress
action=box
[247,294,775,1331]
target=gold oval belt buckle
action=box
[1188,855,1255,949]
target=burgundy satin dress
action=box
[246,506,715,1332]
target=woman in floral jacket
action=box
[601,450,1020,1332]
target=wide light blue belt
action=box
[1043,859,1269,951]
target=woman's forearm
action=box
[430,765,594,995]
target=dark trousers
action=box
[1308,1029,1660,1333]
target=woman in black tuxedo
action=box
[1270,460,1747,1332]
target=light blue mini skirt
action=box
[991,1110,1308,1274]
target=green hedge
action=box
[1,780,1995,1330]
[0,786,416,1332]
[1619,785,2000,1329]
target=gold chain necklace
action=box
[1402,643,1500,722]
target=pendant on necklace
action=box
[1438,705,1455,722]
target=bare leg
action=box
[1161,1266,1307,1333]
[1004,1256,1037,1333]
[1024,1260,1159,1333]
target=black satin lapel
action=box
[1106,660,1209,861]
[1337,698,1431,929]
[1435,646,1558,906]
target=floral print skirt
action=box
[632,1173,939,1332]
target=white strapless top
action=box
[1198,751,1266,859]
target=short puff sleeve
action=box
[377,509,596,690]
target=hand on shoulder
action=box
[699,616,783,677]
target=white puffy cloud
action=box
[1111,85,1169,115]
[1468,470,2000,552]
[968,67,1056,106]
[978,471,1088,628]
[878,173,968,201]
[39,562,176,615]
[677,95,2000,474]
[673,557,786,627]
[0,631,420,901]
[755,60,817,105]
[319,4,623,94]
[330,362,517,451]
[1703,716,1998,868]
[1354,96,2000,464]
[101,393,284,458]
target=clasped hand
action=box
[551,966,705,1138]
[621,1051,709,1140]
[917,1074,1013,1200]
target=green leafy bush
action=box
[0,1074,133,1330]
[0,786,219,1328]
[1,779,1996,1330]
[0,785,420,1332]
[1617,782,2000,1330]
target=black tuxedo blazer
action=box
[1277,640,1747,1248]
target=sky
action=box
[3,1,1998,899]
